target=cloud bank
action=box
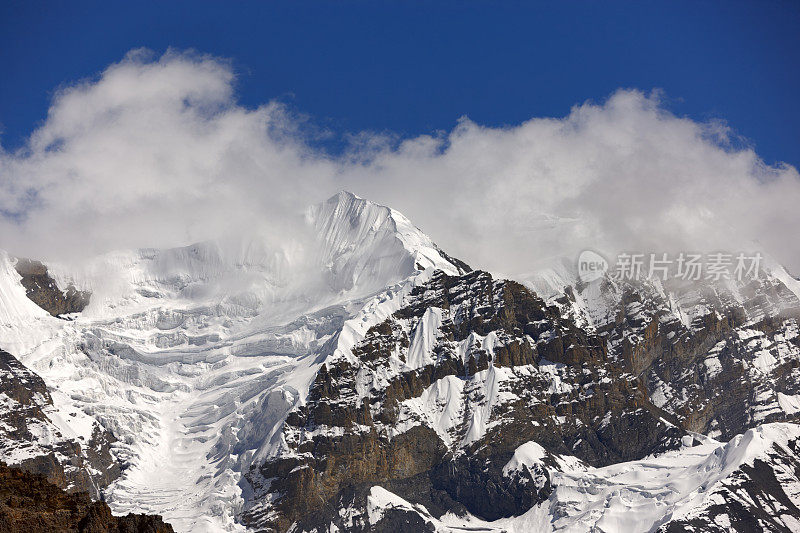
[2,50,799,276]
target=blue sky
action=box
[1,1,799,167]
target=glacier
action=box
[0,191,463,531]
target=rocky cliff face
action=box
[13,258,90,317]
[245,269,684,531]
[239,260,800,532]
[0,348,120,498]
[548,273,800,440]
[0,462,173,532]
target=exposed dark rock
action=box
[287,483,441,533]
[560,274,800,441]
[0,462,174,532]
[0,348,120,497]
[432,246,472,276]
[14,258,90,317]
[429,449,551,521]
[246,269,684,531]
[238,263,800,532]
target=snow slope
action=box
[0,191,462,532]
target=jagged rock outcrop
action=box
[14,258,90,317]
[242,260,800,532]
[246,270,684,531]
[0,462,173,532]
[0,348,120,497]
[551,273,800,441]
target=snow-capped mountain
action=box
[0,191,464,531]
[1,191,799,533]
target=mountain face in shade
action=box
[1,191,799,533]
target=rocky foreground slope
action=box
[0,461,173,532]
[1,191,800,532]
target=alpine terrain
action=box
[2,191,800,532]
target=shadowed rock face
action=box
[0,462,174,533]
[0,348,120,497]
[14,258,90,317]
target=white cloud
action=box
[353,91,800,276]
[1,50,799,276]
[0,49,335,260]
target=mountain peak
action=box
[307,191,467,294]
